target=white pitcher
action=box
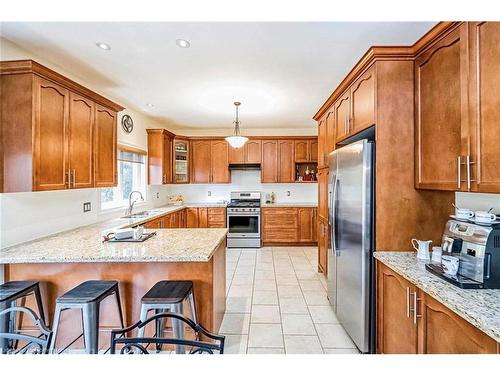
[411,239,432,260]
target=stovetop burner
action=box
[227,201,261,208]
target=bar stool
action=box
[49,280,124,354]
[138,280,197,354]
[0,281,46,352]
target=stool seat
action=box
[57,280,118,304]
[141,281,193,304]
[0,281,39,303]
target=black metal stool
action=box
[138,280,197,354]
[49,280,124,354]
[0,281,46,352]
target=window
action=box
[100,146,147,211]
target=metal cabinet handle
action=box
[410,291,422,324]
[406,287,410,318]
[457,156,461,189]
[466,155,477,191]
[65,170,71,188]
[72,169,76,187]
[163,174,166,184]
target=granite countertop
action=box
[0,203,228,264]
[262,202,317,207]
[374,251,500,342]
[184,202,227,208]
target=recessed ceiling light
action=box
[96,42,111,51]
[175,39,190,48]
[146,103,154,108]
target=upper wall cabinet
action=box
[277,140,295,183]
[261,140,278,183]
[415,22,500,193]
[173,137,189,184]
[0,60,124,192]
[147,129,174,185]
[228,139,262,164]
[294,139,318,163]
[190,140,230,184]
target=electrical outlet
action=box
[208,191,212,197]
[83,202,91,212]
[156,192,160,199]
[287,191,291,196]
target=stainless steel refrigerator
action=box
[327,139,375,353]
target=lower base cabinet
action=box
[376,261,498,354]
[317,217,328,274]
[262,207,318,245]
[186,207,225,228]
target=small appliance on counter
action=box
[425,219,500,289]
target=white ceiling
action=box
[0,22,435,130]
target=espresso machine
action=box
[426,219,500,289]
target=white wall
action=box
[165,170,318,204]
[455,192,500,214]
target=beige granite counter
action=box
[374,251,500,342]
[262,202,317,207]
[184,202,227,208]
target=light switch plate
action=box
[83,202,91,212]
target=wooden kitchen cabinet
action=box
[185,207,209,228]
[377,261,498,354]
[317,168,329,221]
[228,143,245,164]
[210,140,230,183]
[228,139,261,164]
[68,92,94,189]
[376,262,418,354]
[261,140,278,183]
[294,139,318,163]
[414,24,465,191]
[298,207,316,242]
[173,137,189,184]
[147,129,174,185]
[310,140,318,162]
[207,207,226,228]
[277,140,295,183]
[0,60,123,192]
[191,140,230,184]
[317,119,327,168]
[334,91,351,141]
[317,216,328,274]
[144,216,163,229]
[262,207,299,243]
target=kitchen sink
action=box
[121,210,162,219]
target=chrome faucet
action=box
[126,190,144,216]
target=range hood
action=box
[228,163,261,170]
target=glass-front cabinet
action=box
[174,138,189,183]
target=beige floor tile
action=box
[255,262,274,271]
[253,281,277,292]
[248,324,284,348]
[234,266,255,275]
[279,297,309,314]
[231,274,255,286]
[284,335,323,354]
[252,290,279,305]
[224,335,248,354]
[255,270,276,280]
[323,348,360,354]
[276,275,299,286]
[281,314,316,335]
[226,297,252,313]
[228,285,253,297]
[278,285,303,298]
[303,292,330,306]
[299,280,325,291]
[251,305,281,324]
[238,258,256,266]
[219,313,251,334]
[308,305,339,324]
[295,270,321,280]
[316,324,357,349]
[247,347,285,354]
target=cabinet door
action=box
[415,25,466,190]
[34,77,69,191]
[350,66,375,134]
[318,217,328,273]
[317,169,328,221]
[262,208,298,243]
[418,292,497,354]
[163,134,172,184]
[325,111,335,157]
[186,207,199,228]
[469,22,500,193]
[278,140,294,183]
[376,262,418,354]
[144,217,162,229]
[94,105,117,187]
[334,92,350,141]
[68,93,94,189]
[173,139,189,184]
[294,140,309,162]
[207,207,226,228]
[298,207,314,242]
[191,141,211,183]
[310,140,318,162]
[245,140,261,163]
[312,208,318,242]
[228,143,245,164]
[261,140,278,183]
[198,207,208,228]
[179,209,186,228]
[211,140,230,183]
[317,119,327,168]
[147,130,165,185]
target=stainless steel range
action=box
[227,191,261,248]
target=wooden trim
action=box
[186,135,316,140]
[118,143,147,155]
[146,128,176,138]
[313,22,461,120]
[0,60,124,112]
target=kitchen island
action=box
[0,217,227,351]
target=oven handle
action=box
[227,213,261,217]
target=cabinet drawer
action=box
[208,207,226,215]
[263,214,298,228]
[263,228,298,242]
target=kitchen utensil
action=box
[411,238,432,260]
[455,208,474,220]
[475,211,497,224]
[441,255,459,276]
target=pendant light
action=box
[225,101,248,149]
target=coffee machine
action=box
[426,219,500,289]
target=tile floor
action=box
[220,246,360,354]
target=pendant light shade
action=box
[225,102,248,149]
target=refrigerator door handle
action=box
[331,178,340,256]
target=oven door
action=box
[227,212,261,238]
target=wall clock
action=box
[121,114,134,133]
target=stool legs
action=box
[49,304,63,353]
[0,301,9,352]
[82,303,99,354]
[114,287,125,329]
[188,290,197,324]
[172,303,185,354]
[33,284,46,326]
